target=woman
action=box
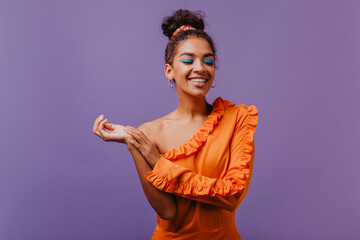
[92,9,258,240]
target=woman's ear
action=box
[164,63,174,80]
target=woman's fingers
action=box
[103,122,115,130]
[98,118,108,136]
[93,116,128,143]
[124,126,159,166]
[124,126,147,144]
[93,115,105,138]
[127,135,140,148]
[124,128,141,144]
[101,128,112,133]
[97,118,111,140]
[99,128,110,140]
[93,115,104,133]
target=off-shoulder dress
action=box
[144,96,259,240]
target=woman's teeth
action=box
[188,78,207,83]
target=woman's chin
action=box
[187,89,211,98]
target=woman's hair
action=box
[161,9,217,67]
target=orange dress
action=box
[144,96,258,240]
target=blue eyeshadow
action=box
[180,59,193,63]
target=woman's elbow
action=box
[159,206,177,220]
[222,193,243,212]
[223,204,237,212]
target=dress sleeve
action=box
[144,105,258,212]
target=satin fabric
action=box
[144,97,258,239]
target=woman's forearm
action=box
[126,141,177,220]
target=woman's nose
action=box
[193,60,206,72]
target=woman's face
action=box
[165,36,215,98]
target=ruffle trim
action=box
[160,96,226,160]
[237,104,258,180]
[145,104,258,196]
[144,172,248,196]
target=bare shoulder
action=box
[137,117,166,145]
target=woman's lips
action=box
[188,78,208,87]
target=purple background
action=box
[1,0,359,239]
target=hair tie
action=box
[172,25,196,38]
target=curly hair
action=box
[161,9,217,67]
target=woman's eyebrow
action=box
[180,52,195,57]
[179,52,214,57]
[203,53,214,58]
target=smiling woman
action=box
[92,9,258,240]
[165,36,216,98]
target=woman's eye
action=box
[180,59,193,64]
[204,59,214,65]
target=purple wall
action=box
[1,0,359,239]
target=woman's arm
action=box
[125,131,177,221]
[123,124,243,211]
[93,115,176,220]
[144,146,255,212]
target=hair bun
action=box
[161,9,206,40]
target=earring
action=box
[168,79,174,88]
[211,79,217,88]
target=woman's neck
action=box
[174,95,213,119]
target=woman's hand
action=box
[93,115,128,144]
[124,126,161,168]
